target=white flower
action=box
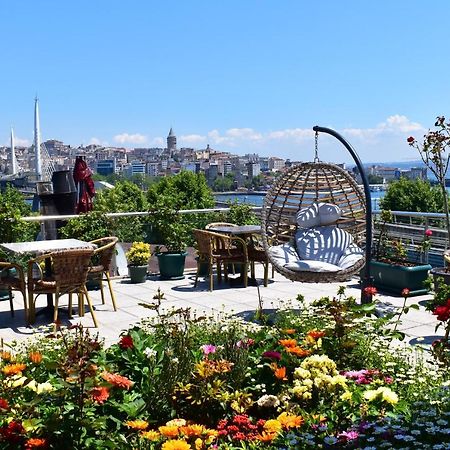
[143,347,157,359]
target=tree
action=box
[380,177,444,213]
[368,174,384,184]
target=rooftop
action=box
[0,266,440,348]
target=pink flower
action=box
[425,229,433,237]
[262,351,282,360]
[201,344,216,356]
[338,430,359,441]
[401,288,410,297]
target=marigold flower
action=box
[101,371,134,389]
[277,412,304,429]
[273,366,287,381]
[141,430,160,441]
[257,431,277,442]
[29,352,43,364]
[125,419,149,430]
[263,419,282,434]
[25,438,48,449]
[1,351,12,361]
[119,335,134,350]
[91,386,109,404]
[285,346,311,357]
[278,338,297,348]
[161,439,191,450]
[2,363,26,376]
[159,425,180,438]
[179,424,205,437]
[306,330,326,339]
[281,329,296,335]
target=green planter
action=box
[128,265,148,283]
[157,252,187,280]
[370,260,431,296]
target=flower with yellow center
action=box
[159,425,180,438]
[264,419,282,434]
[161,439,191,450]
[277,412,304,429]
[194,438,203,450]
[257,431,277,442]
[2,363,26,376]
[141,430,160,441]
[125,419,149,430]
[179,424,205,437]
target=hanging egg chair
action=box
[261,128,371,283]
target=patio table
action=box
[0,239,96,321]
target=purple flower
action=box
[262,351,281,360]
[201,344,216,356]
[338,430,359,441]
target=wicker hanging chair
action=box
[261,161,367,282]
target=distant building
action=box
[247,162,261,178]
[167,128,177,154]
[96,159,116,176]
[268,157,285,172]
[130,160,146,175]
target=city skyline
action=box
[2,1,450,163]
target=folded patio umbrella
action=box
[73,156,96,213]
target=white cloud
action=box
[88,137,109,146]
[113,133,147,144]
[14,137,30,147]
[149,137,164,147]
[180,134,206,145]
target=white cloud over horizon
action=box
[114,133,147,144]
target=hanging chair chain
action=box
[314,131,320,162]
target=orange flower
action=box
[306,330,325,340]
[25,438,48,449]
[161,440,191,450]
[125,419,149,430]
[179,424,205,437]
[2,363,26,376]
[273,366,287,381]
[277,412,304,429]
[285,346,310,357]
[141,430,160,441]
[101,371,133,389]
[91,386,109,404]
[257,431,277,442]
[279,338,297,348]
[29,352,43,364]
[281,329,296,335]
[1,351,12,361]
[159,425,180,438]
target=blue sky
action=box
[1,1,449,163]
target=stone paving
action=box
[0,266,442,348]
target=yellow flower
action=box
[2,363,26,376]
[340,390,352,401]
[161,439,191,450]
[141,430,160,441]
[179,424,205,437]
[277,412,304,429]
[264,419,282,434]
[380,387,398,405]
[125,419,149,430]
[26,380,53,394]
[194,438,203,450]
[363,389,378,402]
[10,375,27,388]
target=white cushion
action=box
[296,203,320,228]
[318,203,342,225]
[295,226,354,266]
[268,243,301,266]
[285,260,342,272]
[338,243,364,269]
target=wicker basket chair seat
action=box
[0,261,28,323]
[27,248,98,327]
[193,229,249,291]
[87,237,118,311]
[262,162,367,282]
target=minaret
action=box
[34,97,42,180]
[10,127,18,175]
[167,127,177,155]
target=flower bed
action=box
[0,289,449,449]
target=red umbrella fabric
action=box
[73,156,96,213]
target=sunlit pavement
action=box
[0,266,440,348]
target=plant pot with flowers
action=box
[126,242,151,283]
[371,210,432,296]
[149,206,189,280]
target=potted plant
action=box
[371,210,432,296]
[126,242,151,283]
[149,206,188,280]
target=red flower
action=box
[0,398,9,410]
[0,420,25,443]
[25,438,48,449]
[363,286,377,296]
[407,136,415,144]
[119,335,134,350]
[101,371,134,389]
[91,386,110,404]
[425,229,433,237]
[401,288,410,297]
[433,305,450,322]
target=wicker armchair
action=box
[193,229,248,291]
[0,261,27,323]
[87,237,118,311]
[27,248,97,327]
